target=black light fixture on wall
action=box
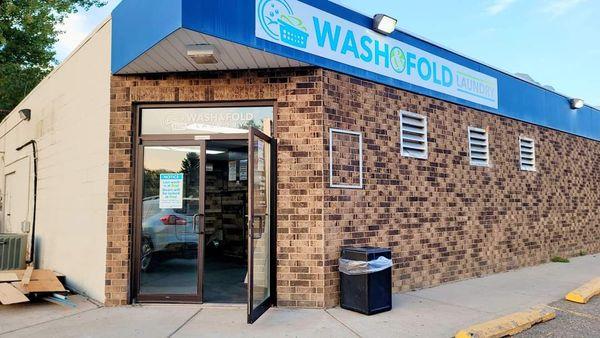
[19,109,31,121]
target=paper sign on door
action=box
[159,173,184,209]
[229,161,237,181]
[239,160,248,181]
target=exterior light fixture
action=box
[372,14,397,35]
[19,109,31,121]
[186,44,219,64]
[569,98,584,109]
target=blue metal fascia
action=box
[111,0,183,74]
[112,0,600,140]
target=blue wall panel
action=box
[112,0,600,141]
[111,0,183,73]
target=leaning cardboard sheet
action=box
[0,267,68,305]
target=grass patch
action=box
[551,256,570,263]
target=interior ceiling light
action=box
[156,146,226,155]
[372,14,397,35]
[206,149,226,155]
[569,98,584,109]
[186,44,219,64]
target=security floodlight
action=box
[186,44,219,64]
[19,109,31,121]
[373,14,397,35]
[569,98,584,109]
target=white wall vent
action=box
[400,111,428,159]
[519,136,536,171]
[468,127,489,166]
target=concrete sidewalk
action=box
[1,254,599,337]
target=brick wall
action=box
[107,68,327,307]
[108,67,600,309]
[322,70,600,307]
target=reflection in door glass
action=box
[140,146,200,295]
[251,138,270,308]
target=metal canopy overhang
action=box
[116,28,308,74]
[111,0,600,141]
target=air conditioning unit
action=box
[0,233,28,270]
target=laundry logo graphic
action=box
[257,0,309,48]
[390,47,407,74]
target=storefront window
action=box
[141,107,273,136]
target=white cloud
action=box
[543,0,588,17]
[487,0,518,15]
[55,13,89,60]
[54,0,121,61]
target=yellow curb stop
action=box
[565,277,600,304]
[455,305,556,338]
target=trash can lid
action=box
[341,246,392,261]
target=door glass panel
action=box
[202,140,249,303]
[249,133,271,313]
[141,107,273,136]
[139,146,200,295]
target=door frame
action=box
[133,139,205,303]
[247,128,277,323]
[130,101,277,305]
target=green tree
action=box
[143,169,168,198]
[0,0,106,118]
[181,152,200,196]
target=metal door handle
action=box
[250,215,265,240]
[193,214,205,234]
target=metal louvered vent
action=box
[400,111,428,159]
[0,233,27,270]
[468,127,489,166]
[519,137,536,171]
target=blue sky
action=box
[55,0,600,106]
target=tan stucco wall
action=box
[0,19,111,302]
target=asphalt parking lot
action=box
[517,296,600,337]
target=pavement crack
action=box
[168,308,203,337]
[324,309,362,338]
[402,292,498,315]
[0,305,103,336]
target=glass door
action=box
[136,142,205,302]
[247,128,274,323]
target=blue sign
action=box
[256,0,499,108]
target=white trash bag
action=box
[338,256,393,275]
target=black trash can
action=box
[339,246,392,315]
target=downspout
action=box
[16,140,37,265]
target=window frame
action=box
[136,100,276,142]
[328,128,364,189]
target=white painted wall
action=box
[0,19,112,302]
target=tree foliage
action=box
[0,0,106,117]
[181,152,200,196]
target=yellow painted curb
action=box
[455,305,556,338]
[565,277,600,304]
